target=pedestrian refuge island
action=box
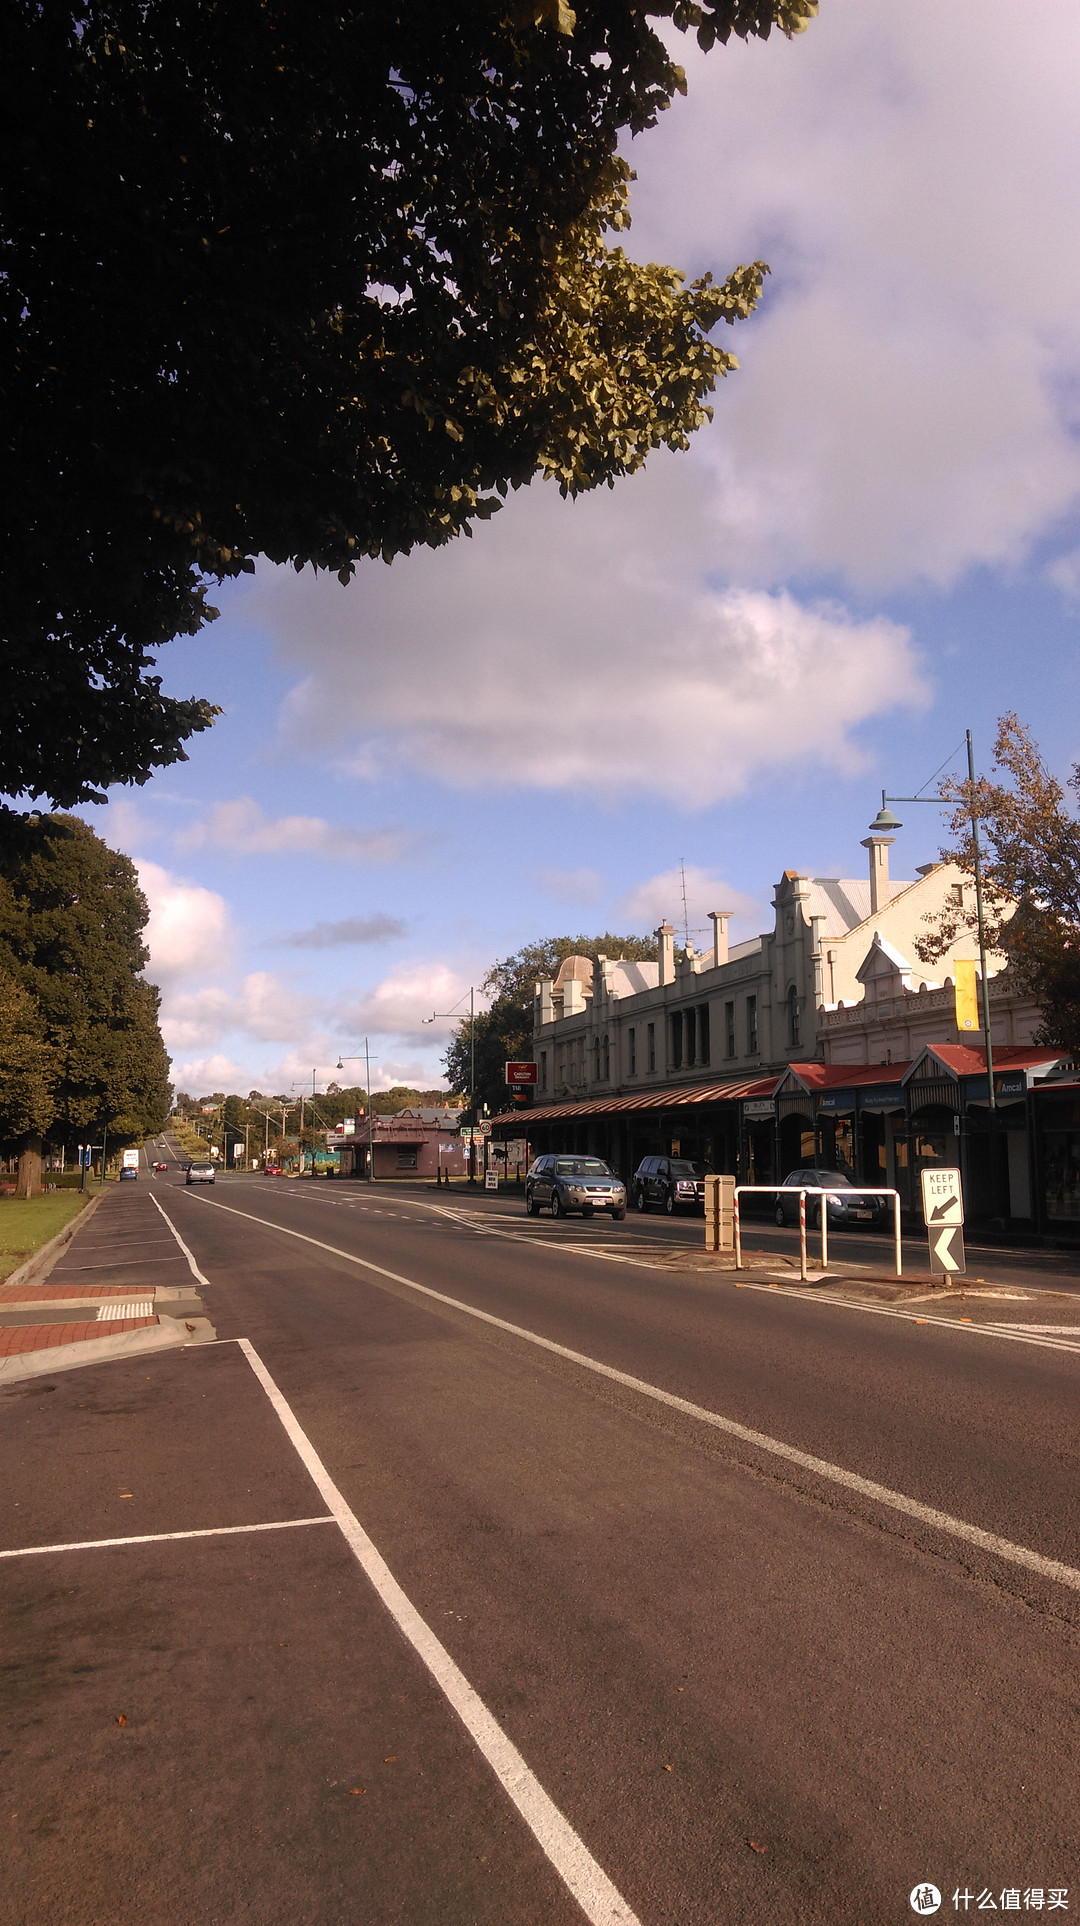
[718,1183,903,1282]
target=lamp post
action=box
[423,987,479,1182]
[870,727,1002,1203]
[336,1042,379,1182]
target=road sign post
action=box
[920,1167,966,1277]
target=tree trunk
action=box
[16,1133,43,1198]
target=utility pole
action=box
[336,1043,379,1181]
[424,987,479,1182]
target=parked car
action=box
[264,1164,282,1176]
[632,1156,707,1214]
[185,1161,216,1186]
[525,1155,627,1220]
[773,1169,883,1229]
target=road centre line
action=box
[181,1192,1080,1597]
[0,1517,335,1559]
[237,1337,641,1926]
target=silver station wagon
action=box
[525,1155,627,1220]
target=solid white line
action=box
[237,1337,641,1926]
[186,1193,1080,1594]
[740,1279,1080,1356]
[0,1517,335,1559]
[149,1189,212,1288]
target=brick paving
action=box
[0,1317,157,1356]
[0,1282,147,1304]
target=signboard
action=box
[459,1127,474,1144]
[485,1170,499,1190]
[505,1061,538,1085]
[743,1100,775,1120]
[921,1166,966,1276]
[477,1120,492,1136]
[232,1141,243,1161]
[954,958,979,1033]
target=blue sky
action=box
[80,0,1080,1098]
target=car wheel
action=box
[811,1203,822,1230]
[664,1189,675,1215]
[636,1188,647,1212]
[525,1190,537,1216]
[551,1189,563,1219]
[612,1207,626,1221]
[774,1203,786,1226]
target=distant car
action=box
[152,1160,168,1172]
[264,1164,282,1176]
[773,1169,883,1229]
[118,1166,138,1181]
[525,1154,626,1220]
[186,1161,216,1185]
[633,1156,706,1214]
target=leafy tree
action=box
[0,972,60,1195]
[916,714,1080,1052]
[0,813,172,1190]
[445,931,658,1111]
[4,0,814,805]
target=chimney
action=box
[708,910,732,969]
[535,977,553,1025]
[656,922,675,986]
[860,835,894,917]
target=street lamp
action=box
[871,729,996,1113]
[336,1041,379,1182]
[423,987,480,1182]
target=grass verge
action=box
[0,1193,92,1282]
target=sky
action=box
[78,0,1080,1100]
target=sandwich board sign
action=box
[920,1166,966,1276]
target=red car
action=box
[152,1160,168,1172]
[264,1164,282,1176]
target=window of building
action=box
[602,1034,610,1080]
[725,1001,736,1059]
[787,984,801,1048]
[593,1036,600,1082]
[647,1022,656,1072]
[540,1050,547,1092]
[747,996,758,1056]
[685,1007,697,1066]
[396,1147,418,1169]
[698,1004,710,1067]
[629,1028,636,1076]
[670,1010,683,1069]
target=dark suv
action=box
[633,1156,706,1214]
[773,1169,883,1228]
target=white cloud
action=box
[620,865,760,945]
[137,859,231,981]
[337,962,486,1048]
[627,2,1080,590]
[247,483,926,803]
[178,797,410,864]
[169,1053,249,1095]
[278,913,406,949]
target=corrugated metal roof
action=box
[489,1074,779,1127]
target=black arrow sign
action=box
[930,1196,959,1221]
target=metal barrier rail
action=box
[734,1185,903,1283]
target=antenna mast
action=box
[679,858,691,951]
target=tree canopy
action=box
[0,813,172,1183]
[4,0,815,805]
[445,930,657,1111]
[916,715,1080,1053]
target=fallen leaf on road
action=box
[116,1715,127,1726]
[383,1756,397,1764]
[349,1788,365,1796]
[747,1840,766,1854]
[663,1764,673,1772]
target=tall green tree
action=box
[445,931,657,1112]
[916,714,1080,1053]
[0,813,172,1190]
[4,0,814,805]
[0,971,60,1196]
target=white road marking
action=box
[743,1280,1080,1356]
[149,1190,213,1289]
[97,1299,154,1320]
[184,1193,1080,1594]
[0,1517,335,1559]
[237,1337,641,1926]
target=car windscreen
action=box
[786,1170,853,1186]
[554,1159,612,1177]
[668,1160,705,1176]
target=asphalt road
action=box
[4,1162,1080,1925]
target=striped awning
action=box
[489,1074,779,1129]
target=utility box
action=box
[704,1174,735,1251]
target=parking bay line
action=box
[0,1517,336,1559]
[178,1191,1080,1598]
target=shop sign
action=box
[743,1100,775,1119]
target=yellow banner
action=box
[954,957,979,1033]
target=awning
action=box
[489,1074,778,1129]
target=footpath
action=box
[0,1182,215,1383]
